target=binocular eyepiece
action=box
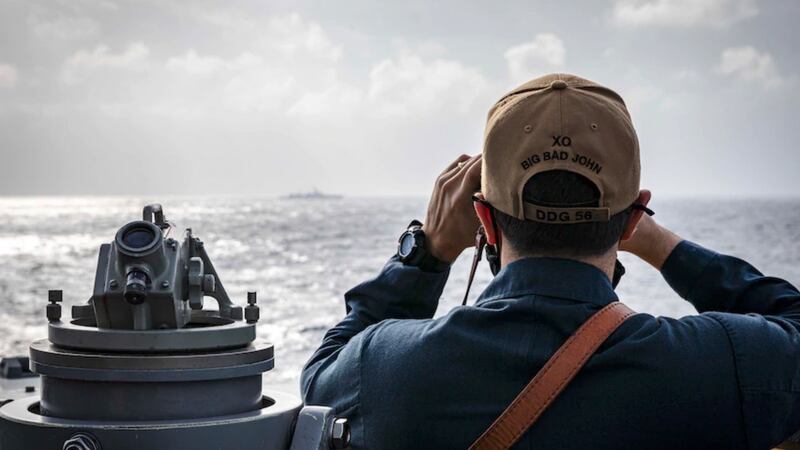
[123,270,148,305]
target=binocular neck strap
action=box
[462,227,488,306]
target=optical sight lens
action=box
[122,227,156,249]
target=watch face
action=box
[399,232,416,258]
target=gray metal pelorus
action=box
[0,204,347,450]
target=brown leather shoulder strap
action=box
[469,301,636,450]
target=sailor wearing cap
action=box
[302,74,800,450]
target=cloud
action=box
[152,12,347,115]
[195,11,341,62]
[264,13,342,61]
[61,42,150,84]
[367,54,489,117]
[28,15,99,41]
[34,9,492,125]
[0,64,17,88]
[672,68,701,81]
[612,0,758,27]
[166,50,229,76]
[284,53,491,118]
[288,74,363,117]
[54,0,118,12]
[504,34,566,84]
[220,59,298,114]
[621,84,667,115]
[162,50,332,115]
[716,46,786,88]
[161,50,490,120]
[615,68,679,116]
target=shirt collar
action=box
[475,257,619,307]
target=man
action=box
[301,73,800,449]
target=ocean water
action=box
[1,196,799,391]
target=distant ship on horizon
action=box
[282,187,343,200]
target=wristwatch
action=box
[397,220,450,272]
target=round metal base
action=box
[30,340,274,381]
[29,339,275,421]
[49,317,256,353]
[40,375,265,421]
[0,391,302,450]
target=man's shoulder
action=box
[357,305,497,376]
[616,309,731,345]
[361,306,475,348]
[363,304,737,358]
[573,308,736,376]
[356,308,494,415]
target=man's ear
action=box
[621,189,652,241]
[473,193,499,245]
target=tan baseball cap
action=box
[481,73,640,224]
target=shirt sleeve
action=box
[662,240,800,449]
[300,256,449,415]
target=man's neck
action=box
[500,246,618,281]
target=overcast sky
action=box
[0,0,798,196]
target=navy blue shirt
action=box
[301,241,800,449]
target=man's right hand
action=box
[619,213,683,270]
[422,154,482,263]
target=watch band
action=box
[416,249,451,273]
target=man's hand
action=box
[422,154,482,263]
[619,213,683,270]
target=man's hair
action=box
[493,170,631,258]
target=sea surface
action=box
[1,196,799,391]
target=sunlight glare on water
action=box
[1,196,798,390]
